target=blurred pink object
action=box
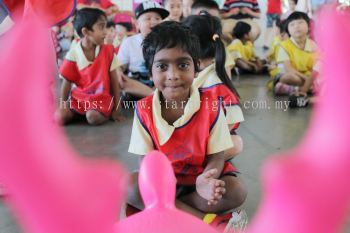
[116,151,218,233]
[113,13,133,23]
[0,17,127,233]
[247,7,350,233]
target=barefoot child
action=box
[183,13,244,160]
[56,8,123,125]
[128,21,247,232]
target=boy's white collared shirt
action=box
[128,87,233,156]
[65,40,118,71]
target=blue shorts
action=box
[266,13,280,28]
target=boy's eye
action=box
[155,63,168,71]
[178,63,190,69]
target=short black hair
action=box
[191,0,219,10]
[116,22,133,32]
[286,11,310,36]
[142,21,200,75]
[73,8,107,38]
[106,21,115,29]
[277,19,287,34]
[233,21,251,39]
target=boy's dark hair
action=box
[106,21,115,29]
[143,21,200,75]
[277,19,287,34]
[232,21,251,40]
[73,8,107,38]
[116,22,133,32]
[286,11,310,36]
[183,13,239,97]
[191,0,219,10]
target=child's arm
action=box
[203,152,225,178]
[110,69,124,122]
[241,7,260,18]
[60,79,72,101]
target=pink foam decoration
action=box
[247,7,350,233]
[116,151,218,233]
[0,18,127,233]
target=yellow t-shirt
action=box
[268,36,283,77]
[277,37,318,77]
[227,39,256,62]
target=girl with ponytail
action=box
[183,12,244,160]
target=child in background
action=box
[191,0,221,17]
[117,0,169,98]
[182,0,194,18]
[56,8,123,125]
[128,21,247,232]
[190,1,236,79]
[274,11,318,107]
[105,21,117,45]
[183,13,244,161]
[263,0,282,50]
[266,19,289,91]
[113,13,134,54]
[163,0,183,22]
[228,21,264,74]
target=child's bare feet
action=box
[196,169,226,205]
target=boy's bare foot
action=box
[196,169,226,205]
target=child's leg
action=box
[55,104,75,125]
[127,172,144,210]
[128,172,215,219]
[236,59,254,73]
[279,72,304,86]
[85,110,108,125]
[179,175,247,214]
[224,135,243,160]
[299,75,314,94]
[254,59,264,73]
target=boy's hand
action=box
[111,110,125,122]
[196,169,226,205]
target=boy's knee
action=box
[225,177,248,209]
[127,173,144,210]
[86,110,107,125]
[54,108,72,125]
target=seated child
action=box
[56,8,123,125]
[113,13,134,54]
[163,0,183,22]
[274,11,318,106]
[227,21,264,74]
[183,13,244,160]
[128,21,247,232]
[117,0,169,98]
[266,19,289,92]
[191,0,221,17]
[105,21,117,45]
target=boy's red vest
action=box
[136,91,237,185]
[60,44,115,117]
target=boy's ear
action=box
[81,27,89,37]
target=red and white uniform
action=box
[193,63,244,131]
[129,88,236,185]
[59,41,118,117]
